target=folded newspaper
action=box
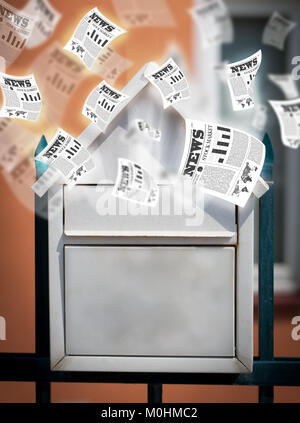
[0,72,42,121]
[226,50,262,111]
[179,119,266,207]
[82,80,129,131]
[33,129,95,196]
[145,57,190,109]
[262,11,296,50]
[64,8,126,70]
[112,158,159,207]
[269,98,300,149]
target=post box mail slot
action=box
[64,185,237,239]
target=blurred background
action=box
[0,0,300,403]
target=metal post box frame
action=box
[49,188,253,374]
[48,64,254,374]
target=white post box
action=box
[48,66,254,374]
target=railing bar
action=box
[148,384,162,403]
[258,183,274,362]
[35,194,51,404]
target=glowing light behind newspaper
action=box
[23,0,61,49]
[112,0,175,28]
[64,8,126,70]
[92,46,133,85]
[189,0,233,48]
[145,57,190,109]
[179,119,266,207]
[268,74,299,100]
[269,98,300,149]
[262,11,296,50]
[0,0,36,66]
[0,72,42,121]
[226,50,262,111]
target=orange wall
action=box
[0,0,193,352]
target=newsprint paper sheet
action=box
[179,119,266,207]
[64,8,126,69]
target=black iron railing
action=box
[0,134,299,404]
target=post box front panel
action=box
[64,185,236,238]
[64,246,235,357]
